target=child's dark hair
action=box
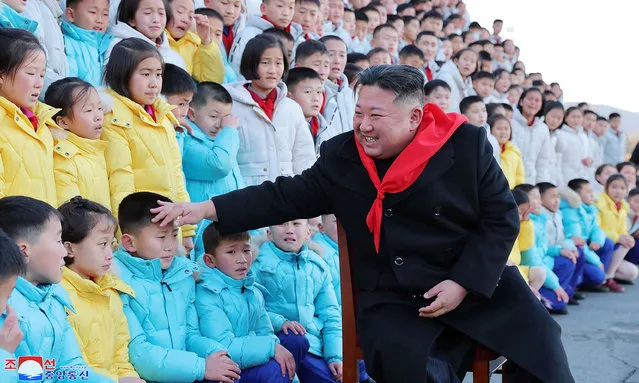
[416,30,436,44]
[616,161,636,173]
[605,174,627,190]
[0,29,45,82]
[472,71,494,82]
[0,196,62,244]
[347,52,368,64]
[513,183,537,194]
[422,10,443,21]
[452,47,478,62]
[488,114,510,136]
[399,44,424,60]
[191,81,233,108]
[397,3,414,14]
[362,5,380,15]
[295,39,329,63]
[195,7,224,22]
[424,79,451,96]
[344,63,363,86]
[512,189,529,206]
[343,7,354,15]
[319,35,346,48]
[517,87,544,116]
[45,77,95,121]
[105,38,164,100]
[285,67,322,92]
[583,109,598,118]
[597,116,608,122]
[595,163,615,177]
[118,192,172,234]
[486,103,504,117]
[567,178,590,193]
[295,0,319,6]
[355,9,369,22]
[478,50,491,62]
[373,24,397,38]
[502,103,513,112]
[202,223,250,255]
[161,64,196,97]
[543,101,564,117]
[367,47,389,60]
[263,28,295,43]
[609,112,621,120]
[628,188,639,200]
[536,182,557,196]
[118,0,170,26]
[240,34,289,81]
[58,197,117,266]
[0,230,27,281]
[459,95,484,115]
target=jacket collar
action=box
[514,108,541,129]
[55,131,107,158]
[0,97,61,139]
[110,22,170,50]
[114,247,199,283]
[166,29,201,46]
[262,241,310,263]
[107,89,177,128]
[438,60,465,90]
[14,276,74,310]
[324,74,349,97]
[561,124,583,134]
[199,266,255,294]
[62,267,135,297]
[246,14,274,31]
[599,192,629,214]
[225,81,288,123]
[314,232,337,252]
[186,120,214,142]
[0,3,38,33]
[61,20,112,49]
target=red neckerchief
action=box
[501,143,506,153]
[222,25,234,55]
[20,107,38,131]
[425,66,433,81]
[527,117,535,127]
[320,91,326,114]
[309,116,319,137]
[144,105,157,122]
[355,103,467,252]
[336,78,343,87]
[261,15,291,33]
[615,201,622,211]
[633,215,638,225]
[245,84,277,120]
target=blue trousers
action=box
[277,332,338,383]
[237,359,295,383]
[626,240,639,265]
[358,360,370,381]
[276,331,310,375]
[539,255,577,310]
[580,239,614,287]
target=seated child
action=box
[460,96,500,164]
[113,192,241,382]
[0,0,38,33]
[509,189,546,297]
[535,182,585,313]
[490,114,524,188]
[254,219,343,382]
[0,196,112,382]
[626,189,639,265]
[63,0,113,86]
[161,64,197,154]
[195,8,238,84]
[398,44,425,68]
[0,230,26,381]
[312,214,341,306]
[471,71,495,103]
[424,79,452,112]
[58,197,142,382]
[595,175,639,291]
[367,47,392,65]
[563,179,614,291]
[44,78,111,209]
[196,224,310,381]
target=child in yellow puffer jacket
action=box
[0,29,61,206]
[166,0,225,83]
[102,38,196,253]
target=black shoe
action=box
[579,284,609,293]
[568,298,580,306]
[615,278,635,285]
[573,292,586,300]
[548,308,569,315]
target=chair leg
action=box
[344,356,359,383]
[472,359,490,383]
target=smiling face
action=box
[565,109,583,129]
[167,0,195,40]
[205,238,252,279]
[128,56,163,105]
[66,0,110,32]
[189,98,232,138]
[56,87,105,140]
[65,216,116,280]
[268,219,311,253]
[607,178,628,203]
[0,50,46,110]
[490,118,511,145]
[129,0,167,40]
[519,90,543,119]
[543,108,564,131]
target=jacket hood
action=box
[198,264,256,294]
[245,14,275,31]
[61,20,112,47]
[437,60,465,90]
[113,247,199,283]
[225,81,289,108]
[14,276,74,311]
[559,186,582,209]
[62,266,135,297]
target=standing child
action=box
[459,96,499,164]
[196,224,311,381]
[320,35,355,134]
[255,219,343,382]
[322,0,350,43]
[114,192,242,382]
[45,78,111,209]
[423,79,451,112]
[102,38,196,252]
[0,196,113,382]
[435,48,477,112]
[605,112,625,165]
[415,31,439,80]
[62,0,113,86]
[0,29,60,206]
[161,63,197,154]
[556,107,593,184]
[542,101,565,188]
[202,0,243,60]
[489,69,510,104]
[583,109,603,179]
[470,71,495,103]
[490,114,524,188]
[58,197,143,382]
[165,0,225,83]
[195,8,238,83]
[292,0,321,45]
[225,34,316,187]
[595,174,639,291]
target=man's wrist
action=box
[205,200,218,221]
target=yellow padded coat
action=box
[499,141,526,189]
[101,90,195,237]
[167,30,224,84]
[595,192,629,244]
[508,219,534,280]
[61,267,139,380]
[0,97,60,206]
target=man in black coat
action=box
[153,65,574,383]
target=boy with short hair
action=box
[424,79,452,112]
[162,63,197,153]
[0,196,112,382]
[402,16,419,46]
[415,31,439,80]
[605,112,626,164]
[196,224,310,381]
[471,71,496,102]
[460,96,499,164]
[322,0,351,44]
[367,47,391,65]
[370,24,399,61]
[114,192,241,382]
[292,0,321,43]
[399,44,425,68]
[420,10,443,35]
[320,35,355,134]
[63,0,113,86]
[350,9,371,53]
[341,7,355,39]
[254,219,343,382]
[264,27,296,64]
[195,7,238,84]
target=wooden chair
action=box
[337,222,511,383]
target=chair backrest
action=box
[338,221,361,383]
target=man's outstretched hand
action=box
[419,280,467,318]
[150,200,217,227]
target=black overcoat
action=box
[212,124,574,383]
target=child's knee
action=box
[276,331,310,352]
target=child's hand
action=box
[329,362,343,382]
[619,234,635,249]
[559,249,577,263]
[182,237,194,256]
[221,114,240,129]
[554,287,569,303]
[0,305,23,353]
[571,236,586,247]
[119,378,146,383]
[581,157,593,166]
[281,321,306,335]
[589,242,601,251]
[195,14,212,45]
[204,351,241,383]
[274,343,296,378]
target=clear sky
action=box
[465,0,638,113]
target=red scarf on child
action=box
[320,91,326,114]
[144,105,157,122]
[222,25,234,55]
[245,84,278,120]
[261,15,291,33]
[309,116,319,137]
[424,66,433,81]
[20,107,38,131]
[355,104,467,252]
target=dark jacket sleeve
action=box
[448,127,519,298]
[212,146,333,235]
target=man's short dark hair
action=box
[459,95,484,114]
[286,67,322,92]
[567,178,590,193]
[118,192,172,234]
[357,65,425,106]
[295,39,329,63]
[0,196,61,244]
[494,19,503,24]
[399,44,424,60]
[202,223,250,255]
[0,230,26,281]
[628,188,639,201]
[424,79,451,96]
[191,82,232,109]
[161,64,196,97]
[536,182,557,196]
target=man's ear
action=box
[203,253,216,268]
[121,234,137,254]
[409,105,424,130]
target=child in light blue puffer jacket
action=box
[196,224,310,382]
[62,0,113,86]
[255,219,343,383]
[312,214,341,306]
[0,2,38,32]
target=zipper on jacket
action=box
[296,257,300,270]
[160,280,175,347]
[241,285,246,293]
[161,280,172,292]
